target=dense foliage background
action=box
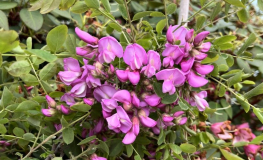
[0,0,263,159]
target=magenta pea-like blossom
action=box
[186,70,208,88]
[138,109,157,128]
[122,116,140,144]
[98,36,123,63]
[193,31,210,46]
[123,43,147,70]
[76,44,98,59]
[93,85,118,102]
[162,44,184,67]
[166,25,188,45]
[75,27,98,45]
[156,69,186,95]
[70,81,87,97]
[194,63,214,75]
[244,144,261,160]
[61,93,75,106]
[45,95,56,108]
[90,154,107,160]
[190,91,209,111]
[116,69,140,85]
[143,94,161,107]
[141,50,161,78]
[41,108,56,117]
[101,99,118,112]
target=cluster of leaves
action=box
[0,0,263,160]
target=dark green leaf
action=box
[153,82,166,98]
[168,143,182,154]
[227,71,242,87]
[220,99,232,118]
[236,58,251,73]
[84,0,100,9]
[134,155,142,160]
[161,93,178,104]
[101,0,111,12]
[108,23,122,32]
[253,108,263,124]
[178,101,189,110]
[150,12,165,17]
[109,139,124,156]
[132,11,152,21]
[70,1,89,14]
[0,10,9,30]
[65,34,77,55]
[157,129,165,145]
[236,94,250,112]
[23,133,35,141]
[244,82,263,99]
[16,100,39,112]
[119,4,128,20]
[0,87,14,107]
[0,2,17,10]
[180,143,196,153]
[63,128,74,145]
[166,3,177,14]
[47,25,68,53]
[78,135,97,145]
[98,141,109,155]
[70,104,91,112]
[0,118,9,124]
[236,33,256,55]
[49,91,64,98]
[27,49,57,62]
[60,0,76,10]
[0,124,7,134]
[220,149,244,160]
[7,60,31,77]
[39,62,57,80]
[20,9,43,31]
[20,74,39,86]
[210,2,221,20]
[196,15,206,30]
[13,127,25,137]
[126,144,133,157]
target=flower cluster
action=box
[211,121,263,159]
[42,25,213,155]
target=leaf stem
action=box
[124,0,135,43]
[163,0,169,29]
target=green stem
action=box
[27,57,47,95]
[0,81,22,87]
[21,112,90,160]
[163,0,169,29]
[124,0,135,43]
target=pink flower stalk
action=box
[90,154,107,160]
[123,43,147,70]
[193,31,210,46]
[141,50,161,78]
[122,117,140,144]
[244,144,261,160]
[116,69,141,85]
[155,69,186,95]
[41,108,56,117]
[83,98,95,106]
[143,94,161,107]
[93,85,118,102]
[70,81,87,97]
[166,25,188,45]
[75,27,98,45]
[138,109,157,128]
[210,121,233,140]
[106,106,132,133]
[190,91,209,111]
[61,93,76,106]
[58,58,82,85]
[162,44,184,67]
[76,44,98,59]
[98,36,123,63]
[45,95,56,108]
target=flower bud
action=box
[41,108,56,117]
[45,95,56,108]
[83,98,95,106]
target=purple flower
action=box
[180,57,195,72]
[131,92,140,108]
[58,58,81,85]
[116,69,140,85]
[101,99,118,112]
[41,108,56,117]
[244,144,261,160]
[138,109,157,128]
[83,98,95,106]
[70,81,87,97]
[185,29,194,43]
[198,42,211,52]
[186,70,208,88]
[54,124,62,131]
[45,95,56,108]
[112,90,132,110]
[162,44,184,67]
[194,63,214,75]
[75,27,98,45]
[61,93,76,106]
[173,111,187,125]
[76,44,98,59]
[93,85,118,102]
[166,25,188,45]
[60,104,70,115]
[123,43,147,70]
[156,69,186,95]
[193,31,210,46]
[90,154,107,160]
[122,117,140,144]
[86,74,101,88]
[141,50,161,78]
[93,119,104,133]
[143,94,161,107]
[190,91,209,111]
[98,36,123,63]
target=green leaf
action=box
[180,143,196,153]
[233,141,248,147]
[126,144,133,157]
[157,129,165,145]
[166,3,177,14]
[52,158,63,160]
[13,127,25,137]
[258,0,263,11]
[101,0,111,12]
[61,116,69,127]
[250,134,263,144]
[84,0,100,9]
[199,132,209,144]
[224,0,245,7]
[137,39,152,50]
[196,15,206,30]
[210,2,221,20]
[65,34,77,55]
[253,108,263,124]
[220,99,232,118]
[0,124,7,134]
[0,10,9,30]
[0,87,14,107]
[49,91,64,98]
[63,128,74,145]
[242,80,255,85]
[7,60,31,77]
[98,141,109,155]
[108,23,122,32]
[19,9,43,31]
[0,118,9,124]
[244,82,263,99]
[220,149,244,160]
[40,0,61,14]
[236,58,251,73]
[70,104,91,112]
[134,155,142,160]
[60,0,76,10]
[70,1,89,14]
[132,11,152,21]
[23,133,35,141]
[236,33,256,55]
[200,0,207,6]
[150,12,165,17]
[119,4,128,20]
[27,49,57,62]
[153,82,166,98]
[236,94,250,112]
[161,93,178,104]
[0,2,17,10]
[178,101,189,110]
[78,135,97,145]
[0,30,19,53]
[206,132,215,142]
[39,62,57,80]
[214,35,237,45]
[156,19,167,33]
[168,144,182,154]
[16,100,39,112]
[237,8,249,22]
[27,117,41,126]
[20,74,39,86]
[46,25,68,53]
[226,56,234,67]
[109,139,124,156]
[130,1,145,12]
[115,0,124,4]
[227,71,242,87]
